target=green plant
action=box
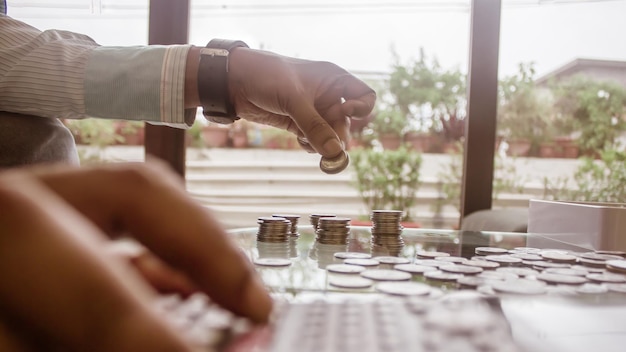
[542,144,626,203]
[65,118,124,164]
[552,77,626,155]
[370,107,408,137]
[187,121,204,148]
[497,63,554,154]
[350,147,423,221]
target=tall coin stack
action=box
[272,214,301,238]
[370,210,405,256]
[256,216,290,259]
[315,217,351,245]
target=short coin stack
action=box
[315,217,351,245]
[370,210,405,256]
[272,214,301,238]
[256,216,290,243]
[309,213,336,231]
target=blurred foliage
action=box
[350,147,423,221]
[552,77,626,155]
[497,63,555,154]
[542,144,626,203]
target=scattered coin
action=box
[595,250,626,258]
[510,253,543,261]
[344,258,380,267]
[326,264,366,274]
[424,271,463,282]
[375,282,432,296]
[529,260,570,269]
[580,252,624,261]
[475,247,509,255]
[576,283,609,294]
[416,251,450,259]
[606,260,626,274]
[579,257,608,268]
[541,251,577,264]
[457,276,489,288]
[373,256,411,265]
[496,267,538,277]
[334,252,372,260]
[512,247,542,253]
[491,279,547,295]
[360,269,412,281]
[606,283,626,293]
[543,267,588,277]
[484,255,523,265]
[394,263,438,275]
[328,276,373,289]
[586,273,626,284]
[440,264,483,275]
[478,271,518,281]
[435,256,467,264]
[253,258,292,267]
[414,259,453,268]
[537,273,588,285]
[464,260,500,270]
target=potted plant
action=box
[370,107,408,150]
[349,146,423,223]
[114,120,144,146]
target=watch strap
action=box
[198,39,248,124]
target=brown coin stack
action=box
[256,216,291,243]
[370,209,405,256]
[309,213,336,231]
[315,217,351,245]
[272,214,301,238]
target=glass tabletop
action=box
[229,226,626,352]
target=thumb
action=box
[288,100,344,158]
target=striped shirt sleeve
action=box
[0,14,195,127]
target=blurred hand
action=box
[228,47,376,158]
[0,161,272,352]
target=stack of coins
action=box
[315,217,351,245]
[309,213,336,231]
[370,210,405,256]
[272,214,301,238]
[256,216,290,243]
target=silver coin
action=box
[579,257,609,268]
[541,251,577,263]
[595,250,626,258]
[375,282,432,296]
[512,247,542,253]
[529,260,571,269]
[606,260,626,274]
[484,255,523,265]
[319,150,350,174]
[253,258,292,267]
[326,264,367,274]
[491,279,547,295]
[344,258,380,267]
[435,256,467,264]
[496,267,539,277]
[537,273,588,285]
[360,269,412,281]
[464,260,501,270]
[544,267,589,276]
[586,273,626,283]
[475,247,509,255]
[373,256,411,265]
[440,264,483,275]
[394,264,438,275]
[424,270,463,282]
[457,276,488,288]
[510,253,543,261]
[580,252,624,261]
[334,252,371,259]
[414,259,453,268]
[576,283,609,294]
[478,271,518,281]
[416,251,450,259]
[606,283,626,293]
[328,276,374,289]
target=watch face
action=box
[203,112,238,125]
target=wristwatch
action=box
[198,39,249,124]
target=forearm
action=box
[0,15,196,127]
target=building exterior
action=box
[535,58,626,88]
